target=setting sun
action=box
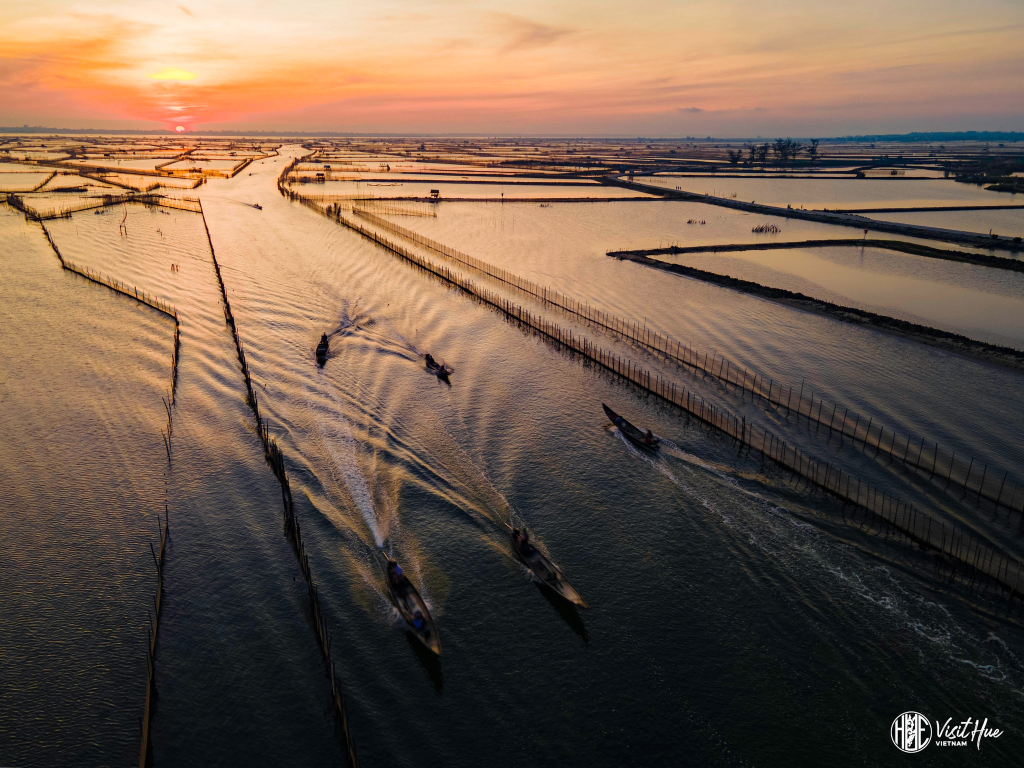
[149,68,197,82]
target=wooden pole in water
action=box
[995,471,1008,510]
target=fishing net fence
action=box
[345,207,1024,521]
[293,192,1024,609]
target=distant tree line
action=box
[726,138,820,167]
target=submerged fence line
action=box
[297,194,1024,607]
[37,214,178,767]
[37,222,181,404]
[346,206,1024,521]
[199,202,359,767]
[9,191,203,220]
[138,509,169,768]
[353,199,437,217]
[80,170,162,194]
[40,154,265,181]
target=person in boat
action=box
[387,559,407,588]
[645,429,655,444]
[320,333,328,346]
[513,528,534,556]
[412,609,425,631]
[424,353,438,369]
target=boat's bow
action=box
[514,534,588,608]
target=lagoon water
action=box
[639,175,1010,210]
[660,244,1024,349]
[870,208,1024,240]
[2,148,1023,767]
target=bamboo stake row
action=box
[354,199,437,217]
[199,201,359,767]
[9,191,202,220]
[138,509,170,768]
[298,194,1024,611]
[348,207,1024,522]
[37,222,181,404]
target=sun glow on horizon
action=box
[0,0,1021,135]
[149,68,197,82]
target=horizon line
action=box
[2,127,1024,143]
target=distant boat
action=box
[253,203,262,210]
[602,403,659,450]
[424,353,451,381]
[315,333,329,365]
[385,558,441,655]
[511,528,587,608]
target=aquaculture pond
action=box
[638,175,1010,209]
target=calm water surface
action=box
[2,150,1023,766]
[871,208,1024,240]
[660,245,1024,349]
[401,200,1024,481]
[639,175,1010,209]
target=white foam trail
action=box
[610,427,687,487]
[644,428,1024,703]
[309,390,384,547]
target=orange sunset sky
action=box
[2,0,1022,135]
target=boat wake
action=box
[608,426,701,490]
[606,410,1024,706]
[309,391,385,547]
[659,433,1024,711]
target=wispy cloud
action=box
[0,0,1020,133]
[491,13,576,52]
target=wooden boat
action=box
[511,529,588,608]
[602,403,659,450]
[253,203,262,210]
[315,333,329,365]
[424,354,450,381]
[386,558,441,655]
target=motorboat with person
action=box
[511,528,588,608]
[424,353,451,382]
[253,203,263,210]
[385,558,441,655]
[315,333,329,366]
[602,403,659,450]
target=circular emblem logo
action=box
[892,711,932,753]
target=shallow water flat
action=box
[35,173,116,192]
[299,173,595,184]
[184,150,1024,766]
[870,208,1024,240]
[44,204,344,765]
[162,159,244,171]
[393,199,1024,481]
[5,145,1024,768]
[660,245,1024,349]
[293,180,652,199]
[639,175,1009,209]
[64,158,174,171]
[0,207,171,767]
[0,172,51,191]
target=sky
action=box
[1,0,1022,136]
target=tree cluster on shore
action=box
[950,155,1024,195]
[726,138,820,167]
